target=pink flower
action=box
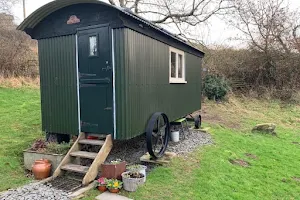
[97,177,106,185]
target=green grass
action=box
[1,86,300,199]
[85,97,300,200]
[0,87,42,191]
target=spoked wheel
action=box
[146,112,170,159]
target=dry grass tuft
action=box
[0,77,40,88]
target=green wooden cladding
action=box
[37,29,202,139]
[38,35,79,135]
[114,29,202,140]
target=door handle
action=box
[102,66,112,71]
[104,107,112,110]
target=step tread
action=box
[70,151,98,159]
[78,139,105,146]
[61,164,89,174]
[86,133,107,139]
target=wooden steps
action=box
[78,139,105,146]
[61,164,89,174]
[70,151,98,159]
[52,133,113,185]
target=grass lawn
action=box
[85,97,300,200]
[0,87,42,191]
[1,86,300,199]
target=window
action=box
[89,35,98,56]
[169,47,186,83]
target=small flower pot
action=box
[109,188,120,193]
[122,172,145,192]
[127,165,147,182]
[101,161,126,180]
[97,185,107,192]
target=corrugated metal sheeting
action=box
[38,35,79,135]
[114,29,202,140]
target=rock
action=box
[252,123,276,135]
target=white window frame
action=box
[169,47,187,84]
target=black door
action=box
[78,26,113,134]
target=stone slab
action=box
[95,191,133,200]
[140,152,177,165]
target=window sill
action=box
[169,80,187,84]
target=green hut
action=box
[18,0,204,140]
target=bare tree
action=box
[221,0,300,90]
[231,0,298,54]
[0,0,19,13]
[0,13,38,77]
[107,0,234,43]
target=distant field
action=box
[0,87,42,191]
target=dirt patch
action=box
[245,153,258,159]
[292,177,300,182]
[292,142,300,145]
[192,105,241,129]
[229,159,250,167]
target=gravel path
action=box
[0,184,70,200]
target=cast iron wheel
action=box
[146,112,170,159]
[195,114,202,129]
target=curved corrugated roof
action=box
[18,0,107,30]
[18,0,204,55]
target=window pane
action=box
[171,52,176,78]
[178,54,183,78]
[89,36,98,56]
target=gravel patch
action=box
[106,134,148,165]
[168,125,213,155]
[106,125,213,164]
[0,184,71,200]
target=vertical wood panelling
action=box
[114,29,202,140]
[38,35,79,135]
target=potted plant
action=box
[24,139,71,174]
[97,177,107,192]
[106,179,123,193]
[122,171,145,192]
[127,164,147,182]
[101,159,126,180]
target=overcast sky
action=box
[12,0,300,46]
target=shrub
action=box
[45,142,71,155]
[203,74,230,101]
[30,139,71,154]
[0,14,38,78]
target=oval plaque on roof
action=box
[67,15,80,24]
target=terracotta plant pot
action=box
[35,158,50,164]
[101,161,126,180]
[97,185,107,192]
[32,159,52,180]
[109,188,120,193]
